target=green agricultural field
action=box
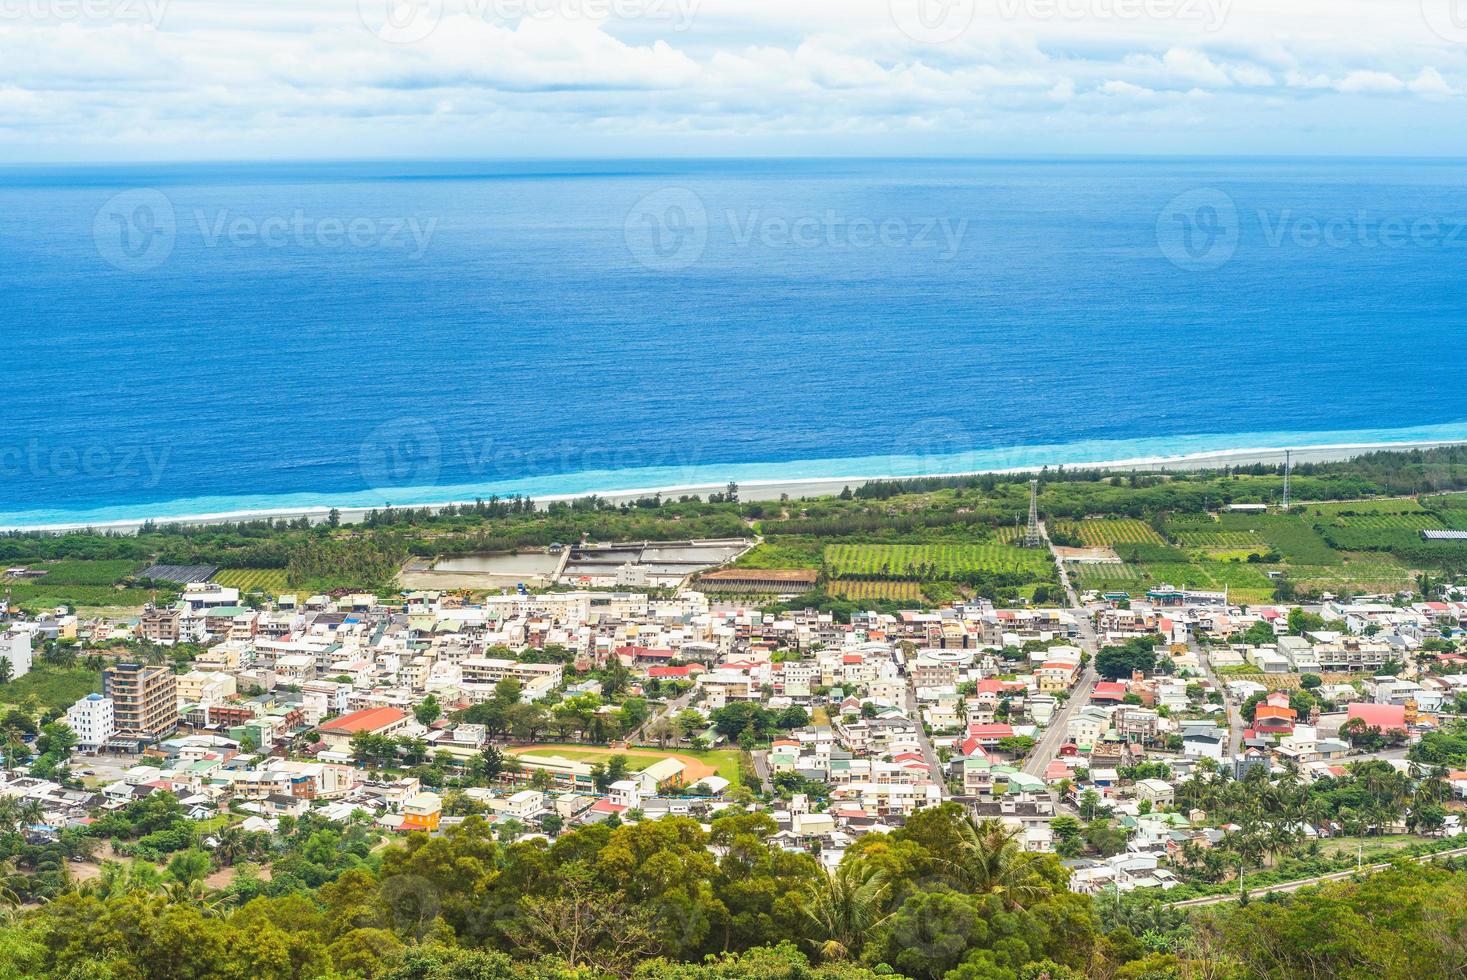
[5,559,144,586]
[824,542,1052,581]
[1054,519,1164,547]
[731,539,824,569]
[213,568,293,594]
[1307,498,1428,516]
[1073,563,1148,584]
[1288,554,1417,594]
[1172,529,1268,550]
[2,583,158,611]
[830,580,925,601]
[1074,559,1276,603]
[1215,513,1339,564]
[1328,513,1443,530]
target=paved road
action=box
[630,683,698,744]
[1168,845,1467,907]
[1194,641,1244,758]
[906,670,949,797]
[1022,523,1099,778]
[750,749,772,793]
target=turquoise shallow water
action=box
[2,158,1466,527]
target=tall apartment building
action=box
[66,693,116,752]
[137,605,182,645]
[103,663,179,749]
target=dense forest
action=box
[2,800,1463,979]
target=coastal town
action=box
[5,493,1467,914]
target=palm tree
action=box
[800,861,892,961]
[16,800,45,830]
[951,816,1050,910]
[163,879,228,916]
[213,826,249,868]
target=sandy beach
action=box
[9,438,1462,535]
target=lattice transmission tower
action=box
[1024,479,1043,548]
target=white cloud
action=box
[0,0,1464,159]
[1335,70,1405,94]
[1408,67,1454,96]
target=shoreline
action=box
[6,437,1463,535]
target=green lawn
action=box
[510,744,743,786]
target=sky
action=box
[3,0,1467,161]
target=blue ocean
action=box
[3,158,1467,528]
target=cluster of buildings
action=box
[4,570,1465,885]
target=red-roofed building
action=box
[962,723,1015,754]
[1346,702,1408,734]
[1253,703,1297,735]
[1092,681,1128,703]
[1044,760,1074,783]
[317,706,409,751]
[647,664,702,680]
[616,646,676,665]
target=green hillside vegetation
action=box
[0,799,1464,979]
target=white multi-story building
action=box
[0,628,34,680]
[66,693,116,751]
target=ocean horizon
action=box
[5,157,1467,530]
